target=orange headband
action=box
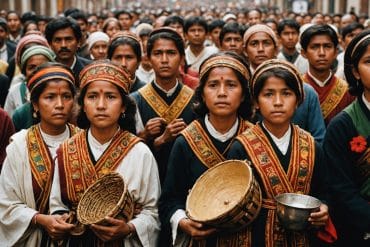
[27,67,75,94]
[79,63,131,93]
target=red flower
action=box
[350,136,367,153]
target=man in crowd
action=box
[277,18,309,74]
[131,27,196,184]
[184,16,217,73]
[300,24,355,125]
[6,11,21,43]
[243,24,326,143]
[45,17,91,87]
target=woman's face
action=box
[32,79,74,134]
[90,41,108,60]
[256,76,298,133]
[105,21,121,37]
[111,44,139,78]
[83,80,125,132]
[25,54,50,77]
[202,67,244,120]
[353,45,370,99]
[25,22,38,33]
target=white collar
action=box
[262,122,291,155]
[307,69,332,87]
[39,125,70,149]
[153,80,178,97]
[88,128,119,160]
[70,56,77,70]
[204,115,239,142]
[362,93,370,111]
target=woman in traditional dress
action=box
[0,62,78,246]
[108,31,146,92]
[323,29,370,246]
[159,51,254,246]
[50,60,160,246]
[227,59,336,246]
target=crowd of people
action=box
[0,5,369,247]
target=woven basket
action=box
[77,172,134,225]
[186,160,262,229]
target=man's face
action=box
[245,32,276,69]
[248,10,261,26]
[279,26,299,50]
[342,28,363,50]
[118,13,132,31]
[149,38,183,81]
[221,32,244,55]
[301,34,337,72]
[6,13,21,33]
[185,24,206,46]
[49,27,79,62]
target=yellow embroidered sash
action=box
[58,130,141,206]
[184,119,253,247]
[138,83,193,123]
[304,74,348,119]
[181,119,253,169]
[236,124,315,247]
[27,123,79,214]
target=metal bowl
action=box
[275,193,321,231]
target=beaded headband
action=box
[79,62,131,93]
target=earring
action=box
[121,112,125,119]
[33,111,38,118]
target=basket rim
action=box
[77,172,128,225]
[186,159,254,223]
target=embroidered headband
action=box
[27,66,75,94]
[350,34,370,57]
[199,55,251,81]
[251,59,304,103]
[79,62,131,93]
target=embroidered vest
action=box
[57,130,141,208]
[27,123,79,214]
[303,74,348,119]
[181,119,253,169]
[184,119,253,247]
[138,83,193,123]
[236,124,315,247]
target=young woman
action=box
[159,52,254,246]
[102,17,122,38]
[323,29,370,246]
[50,61,160,246]
[10,45,56,131]
[227,59,335,246]
[108,31,146,92]
[0,62,78,246]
